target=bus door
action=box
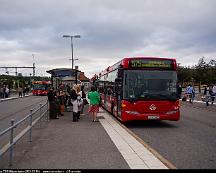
[115,78,122,117]
[103,84,108,110]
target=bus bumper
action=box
[121,111,180,122]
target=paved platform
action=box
[0,103,171,169]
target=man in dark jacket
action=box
[47,87,59,119]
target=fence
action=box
[0,101,49,166]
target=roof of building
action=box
[79,72,90,82]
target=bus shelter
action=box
[46,68,80,89]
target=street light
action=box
[63,35,81,69]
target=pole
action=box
[32,54,35,77]
[71,36,74,69]
[75,70,77,84]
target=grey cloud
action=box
[0,0,216,77]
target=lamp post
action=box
[63,35,81,70]
[29,73,32,89]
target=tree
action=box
[177,57,216,89]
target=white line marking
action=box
[98,111,168,169]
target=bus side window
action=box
[115,78,122,96]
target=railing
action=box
[0,101,49,166]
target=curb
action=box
[0,95,31,102]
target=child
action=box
[70,89,79,122]
[77,94,83,119]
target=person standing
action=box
[5,85,10,98]
[78,85,87,115]
[177,83,182,99]
[47,88,59,119]
[77,94,83,119]
[18,86,23,97]
[212,84,216,104]
[186,84,194,103]
[88,86,100,122]
[204,86,207,96]
[70,88,79,122]
[56,89,64,117]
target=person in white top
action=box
[213,84,216,94]
[70,88,79,122]
[212,84,216,104]
[78,86,86,115]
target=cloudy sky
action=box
[0,0,216,78]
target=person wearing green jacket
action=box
[88,86,100,122]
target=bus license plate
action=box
[148,116,160,120]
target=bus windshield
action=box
[33,84,47,90]
[123,70,178,101]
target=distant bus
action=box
[32,81,51,96]
[92,57,180,122]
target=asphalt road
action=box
[0,96,47,131]
[125,101,216,169]
[0,96,48,150]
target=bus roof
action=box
[98,57,177,77]
[32,81,51,84]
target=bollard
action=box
[29,109,33,142]
[9,119,15,166]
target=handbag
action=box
[83,98,89,105]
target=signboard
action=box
[52,70,76,77]
[129,59,173,69]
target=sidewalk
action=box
[0,105,171,169]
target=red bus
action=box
[93,57,180,122]
[32,81,51,96]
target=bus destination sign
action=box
[129,59,173,69]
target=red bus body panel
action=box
[121,100,180,122]
[32,90,48,96]
[100,94,180,122]
[32,81,51,96]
